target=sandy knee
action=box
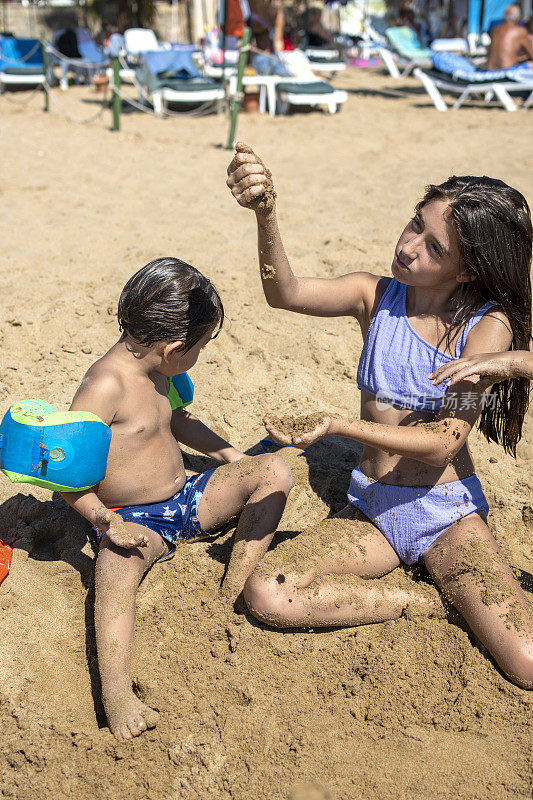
[501,639,533,690]
[244,571,296,626]
[95,544,146,589]
[255,452,293,493]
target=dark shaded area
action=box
[0,492,93,583]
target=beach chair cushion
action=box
[276,81,335,94]
[307,55,343,64]
[385,27,433,60]
[1,66,45,75]
[432,51,533,83]
[0,37,43,72]
[155,77,219,92]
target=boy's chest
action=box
[113,381,173,437]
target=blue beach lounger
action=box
[414,52,533,111]
[51,28,108,90]
[136,49,224,116]
[379,26,433,78]
[0,37,45,89]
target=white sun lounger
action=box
[305,48,346,75]
[136,50,225,117]
[275,50,347,114]
[413,67,533,111]
[0,37,45,89]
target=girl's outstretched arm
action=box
[430,350,533,386]
[265,403,480,468]
[227,142,379,320]
[266,310,513,467]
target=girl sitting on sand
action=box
[226,144,533,688]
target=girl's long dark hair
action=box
[417,176,532,456]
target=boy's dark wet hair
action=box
[418,176,532,456]
[118,257,224,353]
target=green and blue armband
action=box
[167,372,194,410]
[0,373,194,493]
[0,399,111,492]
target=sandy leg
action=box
[94,524,168,741]
[244,505,441,628]
[197,453,293,604]
[424,513,533,688]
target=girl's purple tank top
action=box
[356,278,498,412]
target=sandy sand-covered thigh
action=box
[0,69,532,800]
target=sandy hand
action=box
[93,508,148,549]
[264,412,333,448]
[429,351,520,387]
[226,142,276,213]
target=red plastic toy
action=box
[0,540,12,586]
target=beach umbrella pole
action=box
[171,0,178,41]
[225,27,251,150]
[221,0,228,84]
[112,56,121,131]
[479,0,486,37]
[41,32,49,112]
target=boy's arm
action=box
[227,143,379,321]
[266,311,513,467]
[60,370,147,548]
[171,409,244,463]
[62,489,148,549]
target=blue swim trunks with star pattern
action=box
[92,469,216,559]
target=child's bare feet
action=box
[102,686,158,741]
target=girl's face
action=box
[392,199,465,289]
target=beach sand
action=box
[0,69,532,800]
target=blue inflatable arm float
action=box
[0,374,193,493]
[0,399,111,493]
[167,373,194,410]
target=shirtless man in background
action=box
[486,4,533,69]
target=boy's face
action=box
[161,325,217,376]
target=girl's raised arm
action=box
[227,142,379,321]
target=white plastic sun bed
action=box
[413,66,533,111]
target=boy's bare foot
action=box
[102,687,158,741]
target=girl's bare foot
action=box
[102,687,158,741]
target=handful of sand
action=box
[269,413,329,438]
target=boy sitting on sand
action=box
[61,257,292,741]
